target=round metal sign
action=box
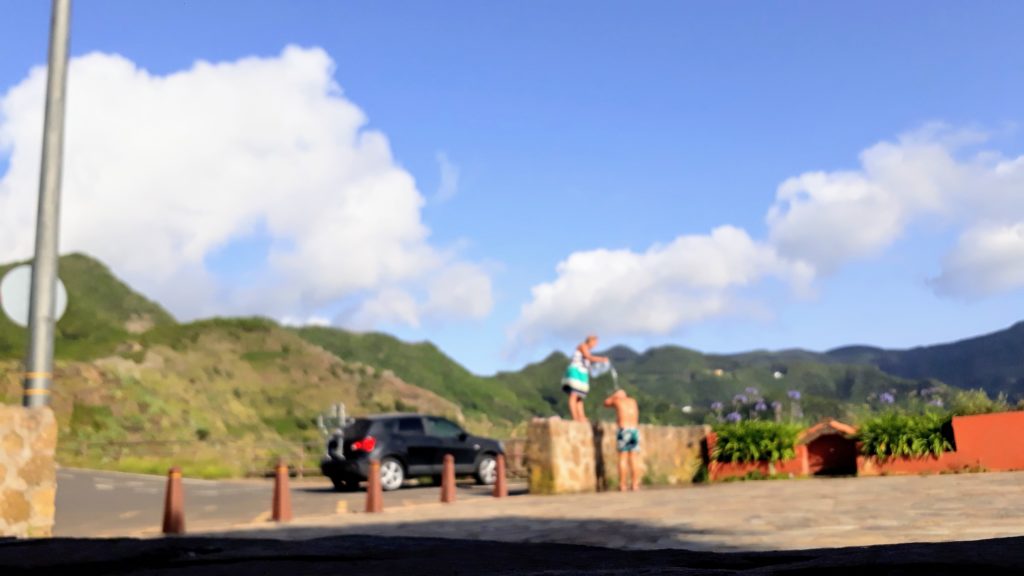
[0,264,68,327]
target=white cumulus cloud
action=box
[512,124,1024,347]
[425,262,493,320]
[767,126,972,271]
[509,226,813,347]
[280,314,331,328]
[767,125,1024,292]
[0,46,493,326]
[345,288,422,329]
[932,222,1024,298]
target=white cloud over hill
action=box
[0,46,492,327]
[512,125,1024,348]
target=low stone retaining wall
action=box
[1,405,58,538]
[594,422,709,490]
[526,418,596,494]
[526,418,709,494]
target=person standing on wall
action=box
[604,388,641,491]
[561,335,609,423]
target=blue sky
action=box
[2,1,1024,374]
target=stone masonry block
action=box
[0,405,58,538]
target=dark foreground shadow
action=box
[1,519,1022,575]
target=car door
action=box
[395,416,438,476]
[427,417,479,473]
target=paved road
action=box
[55,468,526,537]
[217,471,1024,552]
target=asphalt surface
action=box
[54,468,526,537]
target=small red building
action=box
[800,420,858,476]
[706,419,858,481]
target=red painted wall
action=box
[951,411,1024,470]
[705,412,1024,481]
[857,452,964,476]
[705,433,806,481]
[857,411,1024,476]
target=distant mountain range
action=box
[825,324,1024,397]
[0,253,1020,475]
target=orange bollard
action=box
[272,459,293,522]
[441,454,456,503]
[493,454,508,498]
[162,466,185,535]
[365,459,383,513]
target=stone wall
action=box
[526,417,708,494]
[526,418,596,495]
[595,422,709,490]
[0,405,58,538]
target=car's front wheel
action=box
[379,457,405,491]
[474,453,497,485]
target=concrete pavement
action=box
[210,470,1024,552]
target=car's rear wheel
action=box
[474,453,497,485]
[379,457,405,491]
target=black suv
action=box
[320,413,505,492]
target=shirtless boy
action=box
[603,389,640,491]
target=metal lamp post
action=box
[23,0,71,408]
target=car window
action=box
[343,419,372,438]
[427,418,463,439]
[398,417,425,435]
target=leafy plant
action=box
[711,421,802,463]
[948,389,1011,416]
[857,412,953,459]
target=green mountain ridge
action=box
[0,253,1019,477]
[825,323,1024,396]
[0,254,175,360]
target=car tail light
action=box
[351,436,376,452]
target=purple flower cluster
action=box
[879,392,896,405]
[787,390,801,400]
[733,394,748,404]
[745,387,759,396]
[754,401,768,412]
[710,401,724,411]
[725,412,742,423]
[771,401,783,410]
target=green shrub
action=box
[711,421,802,463]
[949,389,1011,416]
[857,412,952,458]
